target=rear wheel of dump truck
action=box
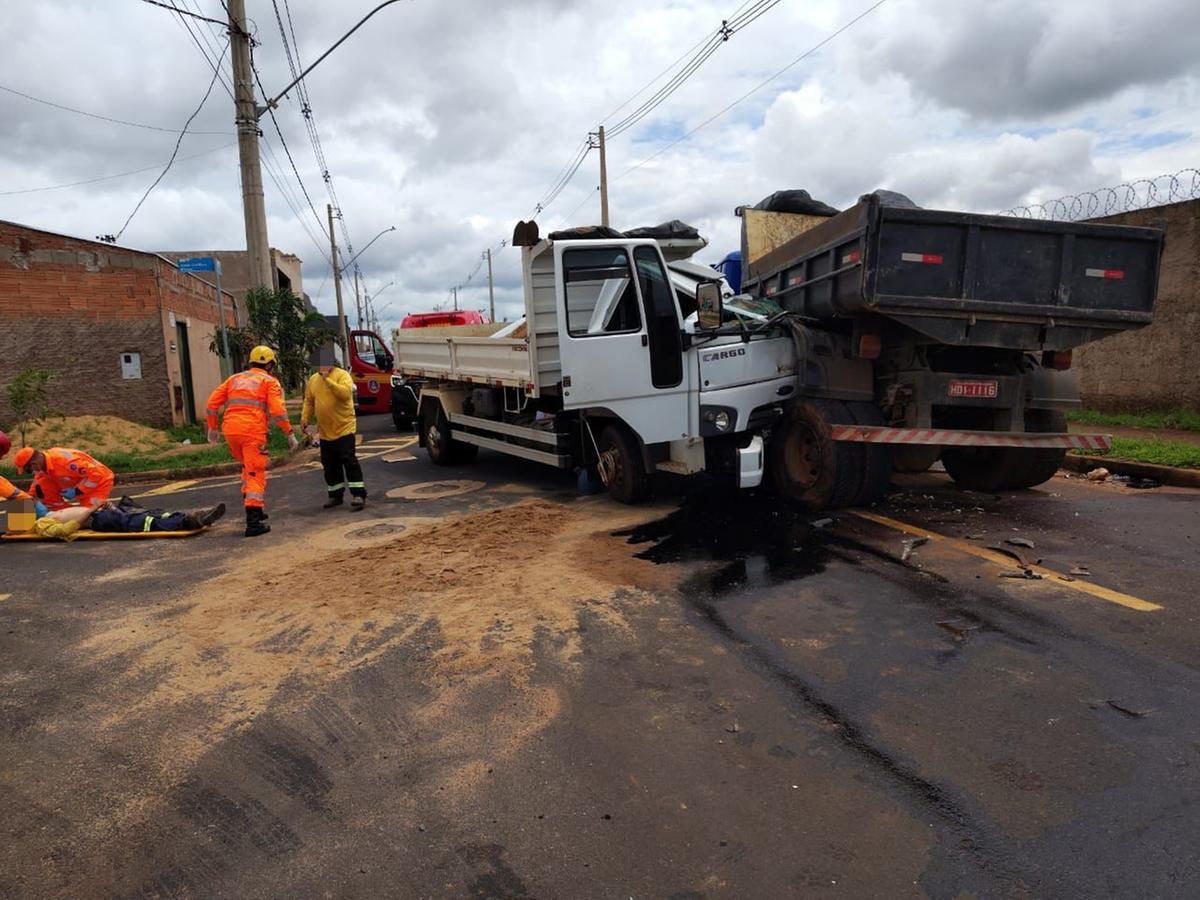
[597,424,650,504]
[767,399,864,509]
[843,401,893,506]
[423,403,478,466]
[941,409,1068,492]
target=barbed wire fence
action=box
[999,168,1200,221]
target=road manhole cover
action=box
[345,523,406,540]
[387,480,486,501]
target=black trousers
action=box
[320,434,365,497]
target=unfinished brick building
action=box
[0,220,239,428]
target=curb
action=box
[1063,454,1200,489]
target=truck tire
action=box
[893,445,941,474]
[942,409,1068,492]
[423,404,478,466]
[767,399,863,509]
[597,424,650,504]
[843,400,893,506]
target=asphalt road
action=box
[2,414,1198,899]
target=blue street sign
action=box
[178,256,216,272]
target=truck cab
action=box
[348,328,394,415]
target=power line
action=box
[139,0,226,27]
[614,0,891,182]
[0,142,235,196]
[0,82,231,135]
[108,40,230,241]
[170,2,236,102]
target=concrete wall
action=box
[0,221,237,429]
[1074,199,1200,411]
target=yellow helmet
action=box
[249,345,277,366]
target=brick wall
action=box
[1073,199,1200,411]
[0,222,237,429]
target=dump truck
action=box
[393,202,1162,507]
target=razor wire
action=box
[999,168,1200,221]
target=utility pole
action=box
[598,124,610,228]
[485,248,495,323]
[228,0,274,289]
[327,203,349,361]
[354,268,363,330]
[452,286,458,311]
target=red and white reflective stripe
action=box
[830,425,1111,451]
[1085,268,1125,279]
[901,252,944,264]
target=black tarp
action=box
[622,219,701,240]
[546,225,624,240]
[752,189,839,216]
[862,189,920,208]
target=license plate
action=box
[948,379,998,399]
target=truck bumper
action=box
[736,435,765,488]
[830,425,1111,451]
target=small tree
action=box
[6,368,60,445]
[210,287,327,393]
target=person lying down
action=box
[34,497,226,541]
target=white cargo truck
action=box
[393,226,792,502]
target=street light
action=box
[346,227,396,329]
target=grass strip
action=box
[1067,408,1200,433]
[1073,436,1200,469]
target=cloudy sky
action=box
[3,0,1198,329]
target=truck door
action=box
[556,242,689,443]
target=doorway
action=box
[176,321,196,425]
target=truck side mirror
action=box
[696,282,723,330]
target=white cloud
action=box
[1,0,1196,329]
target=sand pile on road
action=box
[79,497,670,811]
[17,415,176,456]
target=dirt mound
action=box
[16,415,176,456]
[78,497,672,826]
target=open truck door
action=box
[554,241,690,444]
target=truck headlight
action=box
[704,410,731,431]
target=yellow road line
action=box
[139,479,200,497]
[848,509,1163,613]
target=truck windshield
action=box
[563,248,642,336]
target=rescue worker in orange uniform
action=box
[0,429,33,503]
[206,345,298,537]
[12,445,116,510]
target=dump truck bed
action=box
[740,196,1165,350]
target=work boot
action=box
[323,494,344,509]
[350,495,366,511]
[199,502,226,527]
[244,507,271,538]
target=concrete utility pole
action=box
[485,248,495,323]
[228,0,274,290]
[327,203,349,360]
[598,125,610,228]
[452,286,458,311]
[354,268,363,330]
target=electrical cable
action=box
[614,0,891,182]
[0,83,231,135]
[111,40,229,240]
[0,142,235,196]
[139,0,226,27]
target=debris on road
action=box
[1086,467,1111,482]
[1006,537,1035,549]
[1091,699,1151,718]
[936,619,980,641]
[900,535,929,561]
[811,517,834,529]
[1112,474,1161,489]
[726,722,740,733]
[1000,569,1043,580]
[1069,566,1092,577]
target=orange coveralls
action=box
[31,448,115,510]
[1,475,31,502]
[206,368,293,509]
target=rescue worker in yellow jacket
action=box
[301,362,366,509]
[206,345,298,537]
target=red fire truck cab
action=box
[348,329,394,414]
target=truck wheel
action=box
[767,399,862,509]
[597,424,650,504]
[893,445,941,474]
[942,410,1068,492]
[844,401,893,505]
[423,404,478,466]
